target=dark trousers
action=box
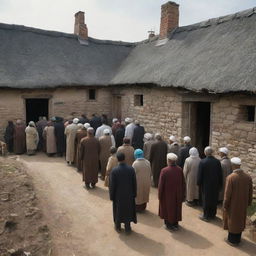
[203,206,217,219]
[228,232,242,244]
[164,220,178,228]
[115,221,131,230]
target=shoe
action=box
[125,224,132,234]
[91,184,96,189]
[199,214,210,222]
[185,201,194,207]
[84,184,90,190]
[115,224,121,233]
[224,238,239,247]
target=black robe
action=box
[178,144,192,169]
[109,163,137,224]
[4,123,15,152]
[115,127,125,148]
[54,121,66,155]
[197,156,223,213]
[132,125,145,150]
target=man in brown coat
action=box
[80,127,100,189]
[117,137,134,166]
[13,120,26,154]
[223,157,253,246]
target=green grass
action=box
[248,200,256,216]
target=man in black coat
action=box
[54,117,66,157]
[178,136,192,169]
[197,146,223,221]
[115,122,125,148]
[132,120,145,150]
[109,152,137,233]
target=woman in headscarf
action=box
[132,149,151,212]
[4,121,15,153]
[25,121,39,155]
[183,147,201,206]
[43,121,57,156]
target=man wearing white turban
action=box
[158,153,185,231]
[143,133,154,161]
[183,147,201,206]
[218,147,232,202]
[124,118,136,141]
[168,135,180,156]
[95,118,112,138]
[223,157,253,246]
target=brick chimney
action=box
[159,1,179,39]
[74,11,88,40]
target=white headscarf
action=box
[189,147,199,158]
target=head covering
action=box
[189,147,199,157]
[29,121,36,127]
[16,119,22,124]
[112,118,118,123]
[134,120,140,125]
[84,123,90,129]
[155,133,162,140]
[219,147,229,155]
[103,129,110,135]
[51,117,56,122]
[231,157,241,166]
[125,117,132,123]
[73,118,79,124]
[169,135,176,142]
[167,153,178,161]
[134,149,144,159]
[144,133,152,140]
[184,136,191,143]
[77,123,84,129]
[87,127,94,135]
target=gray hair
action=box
[204,146,213,156]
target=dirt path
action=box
[16,153,256,256]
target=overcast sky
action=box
[0,0,255,42]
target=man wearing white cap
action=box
[143,133,154,161]
[168,135,180,156]
[158,153,185,231]
[124,118,136,141]
[95,118,112,138]
[65,118,80,164]
[223,157,253,246]
[178,136,192,169]
[218,147,232,201]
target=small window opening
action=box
[89,89,96,100]
[134,95,144,106]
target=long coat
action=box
[183,156,201,201]
[178,144,192,169]
[143,140,155,161]
[105,155,118,187]
[115,127,125,148]
[4,123,14,152]
[65,123,78,162]
[109,163,137,224]
[117,145,135,166]
[149,140,168,187]
[197,156,223,210]
[13,124,26,154]
[219,156,232,201]
[132,159,151,205]
[223,169,253,234]
[80,136,100,184]
[168,142,180,156]
[54,121,66,154]
[74,129,87,171]
[43,126,57,154]
[132,125,145,150]
[158,165,185,223]
[36,119,47,151]
[25,126,39,151]
[99,135,113,178]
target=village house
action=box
[0,2,256,173]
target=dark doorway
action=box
[26,99,49,124]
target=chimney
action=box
[159,1,179,39]
[74,11,88,40]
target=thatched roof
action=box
[0,7,256,93]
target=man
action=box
[43,121,57,156]
[149,133,168,187]
[197,146,223,221]
[178,136,192,169]
[4,121,15,153]
[115,122,125,148]
[223,157,253,246]
[54,117,66,157]
[117,137,134,166]
[90,114,102,131]
[95,118,112,138]
[218,147,232,202]
[79,114,89,124]
[143,133,154,161]
[124,118,136,141]
[25,121,39,156]
[13,120,26,154]
[111,118,119,136]
[132,120,145,150]
[132,149,151,212]
[36,116,48,151]
[168,135,180,156]
[80,127,100,189]
[158,153,185,231]
[99,129,114,180]
[109,152,137,233]
[183,147,201,206]
[65,118,79,164]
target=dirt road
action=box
[17,154,256,256]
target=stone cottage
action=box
[0,2,256,172]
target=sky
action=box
[0,0,255,42]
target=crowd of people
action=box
[3,114,253,246]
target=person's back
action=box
[132,123,145,149]
[115,126,125,148]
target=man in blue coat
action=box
[109,152,137,233]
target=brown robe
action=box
[13,124,26,154]
[65,123,78,163]
[143,140,155,161]
[43,126,57,154]
[104,155,118,187]
[158,165,185,224]
[80,136,100,184]
[223,169,253,234]
[117,144,135,166]
[99,135,112,178]
[74,129,87,171]
[219,156,232,201]
[149,140,168,187]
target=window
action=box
[88,89,96,100]
[238,105,255,122]
[134,95,144,106]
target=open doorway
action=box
[26,99,49,124]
